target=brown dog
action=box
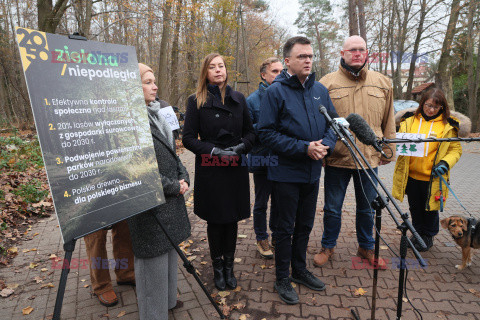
[441,216,480,270]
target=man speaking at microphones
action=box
[313,35,396,269]
[258,36,337,305]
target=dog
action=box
[441,215,480,270]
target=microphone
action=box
[324,108,353,138]
[345,113,388,158]
[319,105,354,142]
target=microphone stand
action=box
[383,137,480,143]
[319,107,427,320]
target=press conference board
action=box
[15,27,165,243]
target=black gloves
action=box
[432,160,449,177]
[211,143,245,161]
[211,147,237,158]
[225,142,246,155]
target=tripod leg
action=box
[53,239,76,320]
[396,224,408,320]
[370,206,382,320]
[151,213,225,319]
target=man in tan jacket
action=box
[313,35,396,269]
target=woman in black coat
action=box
[128,63,191,319]
[182,53,255,291]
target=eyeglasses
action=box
[344,48,366,54]
[295,54,315,60]
[424,103,442,111]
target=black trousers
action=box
[207,222,238,259]
[405,177,439,237]
[272,180,319,280]
[252,173,278,241]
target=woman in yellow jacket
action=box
[392,88,469,251]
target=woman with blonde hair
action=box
[128,63,191,319]
[182,53,255,290]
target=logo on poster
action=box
[15,27,49,72]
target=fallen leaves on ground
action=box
[0,133,54,266]
[0,288,14,297]
[22,306,34,315]
[353,288,367,296]
[218,291,230,298]
[469,288,480,298]
[117,311,126,317]
[7,247,18,255]
[32,276,43,283]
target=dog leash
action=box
[438,175,474,217]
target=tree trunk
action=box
[466,0,477,129]
[169,0,183,105]
[405,0,427,100]
[475,37,480,131]
[357,0,367,42]
[348,0,359,36]
[73,0,93,38]
[239,0,250,95]
[185,0,197,97]
[37,0,69,33]
[378,0,386,73]
[157,0,173,100]
[435,0,461,110]
[313,23,327,78]
[102,0,110,42]
[147,0,153,65]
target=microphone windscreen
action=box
[345,113,377,145]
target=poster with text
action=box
[15,27,165,243]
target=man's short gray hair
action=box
[260,57,281,77]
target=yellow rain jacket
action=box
[392,109,469,211]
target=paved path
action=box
[1,143,480,320]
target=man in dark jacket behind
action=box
[247,57,283,260]
[258,36,337,305]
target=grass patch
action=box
[12,180,49,203]
[0,134,44,171]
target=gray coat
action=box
[128,125,191,258]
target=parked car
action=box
[394,100,419,114]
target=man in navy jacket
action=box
[247,57,283,260]
[258,36,337,305]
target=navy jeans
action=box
[273,180,319,280]
[322,166,378,250]
[252,173,278,241]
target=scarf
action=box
[340,58,366,78]
[420,108,443,122]
[147,100,175,150]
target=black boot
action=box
[212,257,226,291]
[422,235,434,251]
[223,253,237,289]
